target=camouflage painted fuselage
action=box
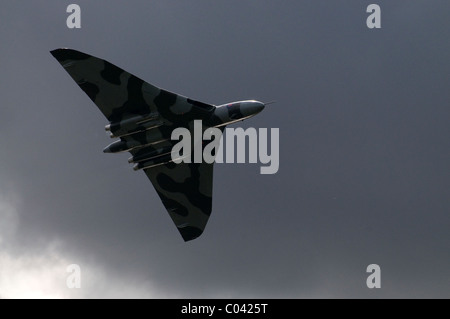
[50,48,264,241]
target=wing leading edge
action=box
[51,48,217,241]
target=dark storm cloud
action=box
[0,0,448,298]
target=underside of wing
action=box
[50,48,215,125]
[144,161,214,241]
[51,48,220,241]
[126,122,222,241]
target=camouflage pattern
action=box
[50,48,264,241]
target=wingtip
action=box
[179,226,204,242]
[50,47,70,56]
[50,48,91,61]
[50,48,62,58]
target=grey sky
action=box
[0,0,449,298]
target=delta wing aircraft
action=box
[51,48,265,241]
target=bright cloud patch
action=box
[0,193,157,299]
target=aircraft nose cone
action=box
[255,102,265,113]
[250,101,265,114]
[237,100,266,117]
